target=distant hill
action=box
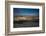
[14,16,39,21]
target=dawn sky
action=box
[13,8,39,16]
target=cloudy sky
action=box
[13,8,39,16]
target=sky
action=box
[13,8,39,16]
